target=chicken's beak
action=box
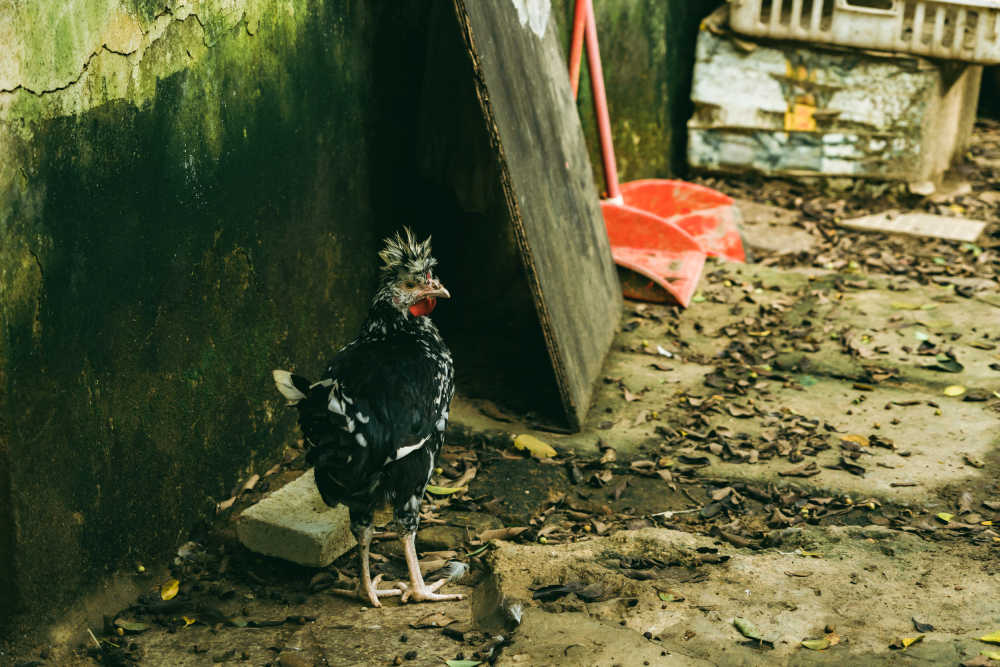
[419,279,451,300]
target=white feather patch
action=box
[393,435,429,461]
[355,433,367,447]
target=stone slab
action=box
[839,210,986,242]
[236,469,355,567]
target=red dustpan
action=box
[569,0,745,306]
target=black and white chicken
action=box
[272,228,459,606]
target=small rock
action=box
[236,470,355,567]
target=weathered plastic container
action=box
[689,7,982,188]
[729,0,1000,64]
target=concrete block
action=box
[236,469,356,567]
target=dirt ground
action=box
[9,121,1000,667]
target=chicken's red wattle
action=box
[409,297,436,317]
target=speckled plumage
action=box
[273,229,460,606]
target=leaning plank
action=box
[451,0,622,430]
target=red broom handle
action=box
[582,0,622,202]
[569,0,587,99]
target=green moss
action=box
[0,0,389,634]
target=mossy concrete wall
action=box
[0,0,407,640]
[551,0,723,184]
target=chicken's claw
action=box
[332,573,402,608]
[399,578,464,603]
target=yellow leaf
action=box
[182,616,196,627]
[980,630,1000,644]
[983,651,1000,660]
[801,638,830,650]
[513,434,557,459]
[799,550,823,558]
[943,385,966,397]
[841,434,869,447]
[902,635,924,648]
[160,579,179,600]
[425,485,466,496]
[936,512,954,523]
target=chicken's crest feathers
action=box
[378,227,436,278]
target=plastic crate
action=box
[688,9,983,186]
[729,0,1000,63]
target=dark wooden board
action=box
[452,0,622,429]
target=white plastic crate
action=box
[729,0,1000,63]
[688,10,983,187]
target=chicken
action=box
[272,228,459,607]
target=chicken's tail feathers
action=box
[272,369,311,404]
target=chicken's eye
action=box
[404,280,416,289]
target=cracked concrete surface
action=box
[0,0,260,119]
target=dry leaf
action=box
[889,635,924,649]
[513,434,557,459]
[965,454,985,468]
[711,487,734,501]
[240,474,260,493]
[801,638,830,650]
[449,466,478,489]
[733,617,764,641]
[479,527,529,541]
[114,619,151,634]
[410,612,456,629]
[425,485,466,496]
[216,497,236,513]
[160,579,180,601]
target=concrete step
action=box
[236,469,355,567]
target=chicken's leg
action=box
[332,524,402,607]
[399,531,464,603]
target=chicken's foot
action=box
[399,532,463,603]
[332,525,402,608]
